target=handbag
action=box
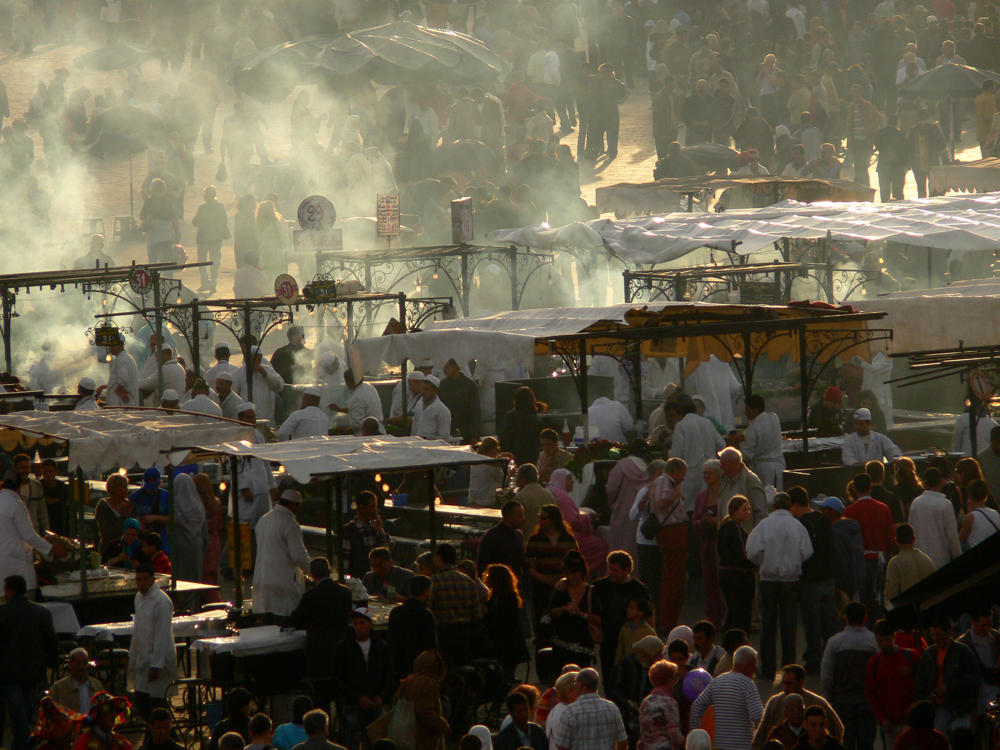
[640,485,681,540]
[367,697,416,750]
[586,586,603,644]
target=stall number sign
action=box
[94,324,121,347]
[129,266,152,295]
[377,193,400,236]
[451,197,473,244]
[274,274,299,305]
[297,195,336,231]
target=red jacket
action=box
[865,648,918,724]
[150,551,172,575]
[844,497,895,559]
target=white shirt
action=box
[277,405,330,441]
[139,358,187,405]
[232,363,284,423]
[785,5,806,36]
[908,489,962,568]
[546,702,570,745]
[746,508,814,581]
[686,355,742,430]
[181,393,223,416]
[105,349,138,406]
[413,396,452,439]
[588,397,633,443]
[629,486,658,546]
[252,504,311,616]
[841,430,902,466]
[128,583,177,698]
[204,360,237,391]
[589,356,631,404]
[0,487,52,589]
[219,390,244,420]
[967,506,1000,547]
[670,412,725,511]
[389,381,420,420]
[742,411,785,467]
[953,414,997,457]
[74,395,99,411]
[346,381,384,434]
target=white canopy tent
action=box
[0,408,254,474]
[486,192,1000,266]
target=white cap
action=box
[251,345,262,355]
[303,386,321,398]
[215,342,230,353]
[216,371,233,382]
[160,342,173,352]
[415,357,434,369]
[407,370,425,382]
[161,389,179,402]
[425,374,440,389]
[238,401,256,414]
[853,407,872,421]
[319,350,340,368]
[78,377,96,391]
[280,488,303,504]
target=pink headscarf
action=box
[548,468,573,498]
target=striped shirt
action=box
[553,692,627,750]
[690,671,764,750]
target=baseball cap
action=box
[853,407,872,421]
[351,607,373,621]
[813,496,844,514]
[143,467,161,486]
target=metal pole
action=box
[2,291,12,373]
[799,326,810,454]
[623,272,632,303]
[191,302,201,379]
[510,249,519,311]
[76,469,87,599]
[325,480,333,562]
[167,467,176,591]
[460,253,470,316]
[631,345,643,422]
[970,386,979,458]
[927,247,933,288]
[427,469,437,555]
[243,303,253,403]
[742,330,753,401]
[398,294,409,423]
[229,455,242,609]
[335,476,345,580]
[153,271,164,403]
[824,232,834,304]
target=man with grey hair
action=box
[691,645,764,750]
[718,447,767,527]
[747,493,814,680]
[297,708,340,750]
[553,667,627,750]
[514,463,555,537]
[49,647,104,714]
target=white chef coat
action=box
[686,355,742,430]
[412,396,452,439]
[232,363,284,423]
[252,503,311,616]
[105,349,138,406]
[181,394,223,416]
[589,356,632,404]
[953,414,998,457]
[0,487,52,590]
[128,582,176,698]
[74,395,99,411]
[219,390,244,420]
[277,405,330,440]
[346,382,384,434]
[669,412,725,510]
[588,396,633,443]
[908,489,962,568]
[139,358,187,405]
[204,361,237,391]
[741,410,786,489]
[389,380,420,420]
[841,430,902,466]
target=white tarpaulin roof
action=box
[0,409,254,475]
[354,303,670,373]
[486,192,1000,264]
[194,435,502,483]
[855,278,1000,353]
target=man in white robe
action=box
[233,402,276,529]
[739,394,786,489]
[277,387,330,440]
[128,564,177,718]
[252,489,311,618]
[232,346,284,425]
[669,396,725,510]
[97,336,138,406]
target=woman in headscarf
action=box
[103,518,142,569]
[195,473,223,599]
[172,473,208,595]
[399,650,450,750]
[548,469,608,579]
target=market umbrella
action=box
[233,21,508,99]
[900,62,1000,98]
[680,143,743,171]
[86,106,167,158]
[74,41,155,71]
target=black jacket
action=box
[387,598,437,677]
[798,511,835,583]
[0,595,57,684]
[333,630,395,707]
[288,577,353,679]
[493,722,549,750]
[915,641,981,713]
